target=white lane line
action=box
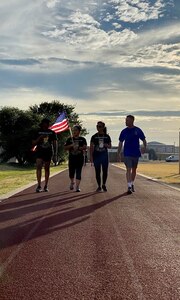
[108,210,146,300]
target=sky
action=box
[0,0,180,146]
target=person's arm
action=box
[79,144,87,151]
[141,138,147,154]
[79,138,87,151]
[117,141,123,162]
[139,129,147,154]
[104,136,112,149]
[90,142,94,164]
[64,143,74,151]
[32,135,44,146]
[64,137,74,151]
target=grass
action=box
[118,161,180,188]
[0,163,67,196]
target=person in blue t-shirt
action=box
[117,115,147,194]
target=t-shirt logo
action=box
[42,136,50,148]
[99,138,104,149]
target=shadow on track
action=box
[0,192,128,249]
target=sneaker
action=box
[44,186,49,192]
[36,186,42,193]
[70,182,74,190]
[96,186,102,192]
[76,187,81,192]
[127,187,132,195]
[131,184,135,192]
[102,184,107,192]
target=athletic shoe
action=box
[76,187,81,192]
[102,184,107,192]
[44,186,49,192]
[70,182,74,190]
[36,186,42,193]
[127,187,132,195]
[96,186,102,192]
[131,184,135,192]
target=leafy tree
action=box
[0,107,41,164]
[29,101,88,164]
[0,101,88,165]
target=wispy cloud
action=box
[0,0,179,144]
[109,0,169,23]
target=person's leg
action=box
[131,158,139,192]
[94,159,101,190]
[75,158,84,191]
[124,157,133,194]
[44,160,51,190]
[69,158,75,189]
[36,158,43,191]
[75,166,83,191]
[102,156,108,191]
[126,167,132,183]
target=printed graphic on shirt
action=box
[91,134,111,153]
[65,137,87,156]
[99,137,104,149]
[33,130,57,153]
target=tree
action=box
[0,101,88,165]
[29,101,88,164]
[0,107,41,164]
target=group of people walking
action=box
[32,115,147,195]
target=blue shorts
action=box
[124,156,139,168]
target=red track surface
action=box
[0,164,180,300]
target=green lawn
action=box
[0,163,67,196]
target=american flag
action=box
[50,112,69,133]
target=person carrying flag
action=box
[64,125,87,192]
[32,118,58,192]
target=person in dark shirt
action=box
[64,125,87,192]
[32,118,57,192]
[90,121,112,192]
[117,115,147,194]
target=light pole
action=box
[179,129,180,174]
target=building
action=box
[147,141,179,160]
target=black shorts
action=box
[69,155,84,180]
[36,151,52,162]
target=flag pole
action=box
[63,110,73,142]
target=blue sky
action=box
[0,0,179,145]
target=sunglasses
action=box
[97,125,103,128]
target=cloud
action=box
[109,0,169,23]
[81,110,180,117]
[0,0,179,145]
[0,58,41,66]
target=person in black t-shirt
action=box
[64,125,87,192]
[90,121,112,192]
[32,118,57,193]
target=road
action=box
[0,164,180,300]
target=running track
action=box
[0,164,180,300]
